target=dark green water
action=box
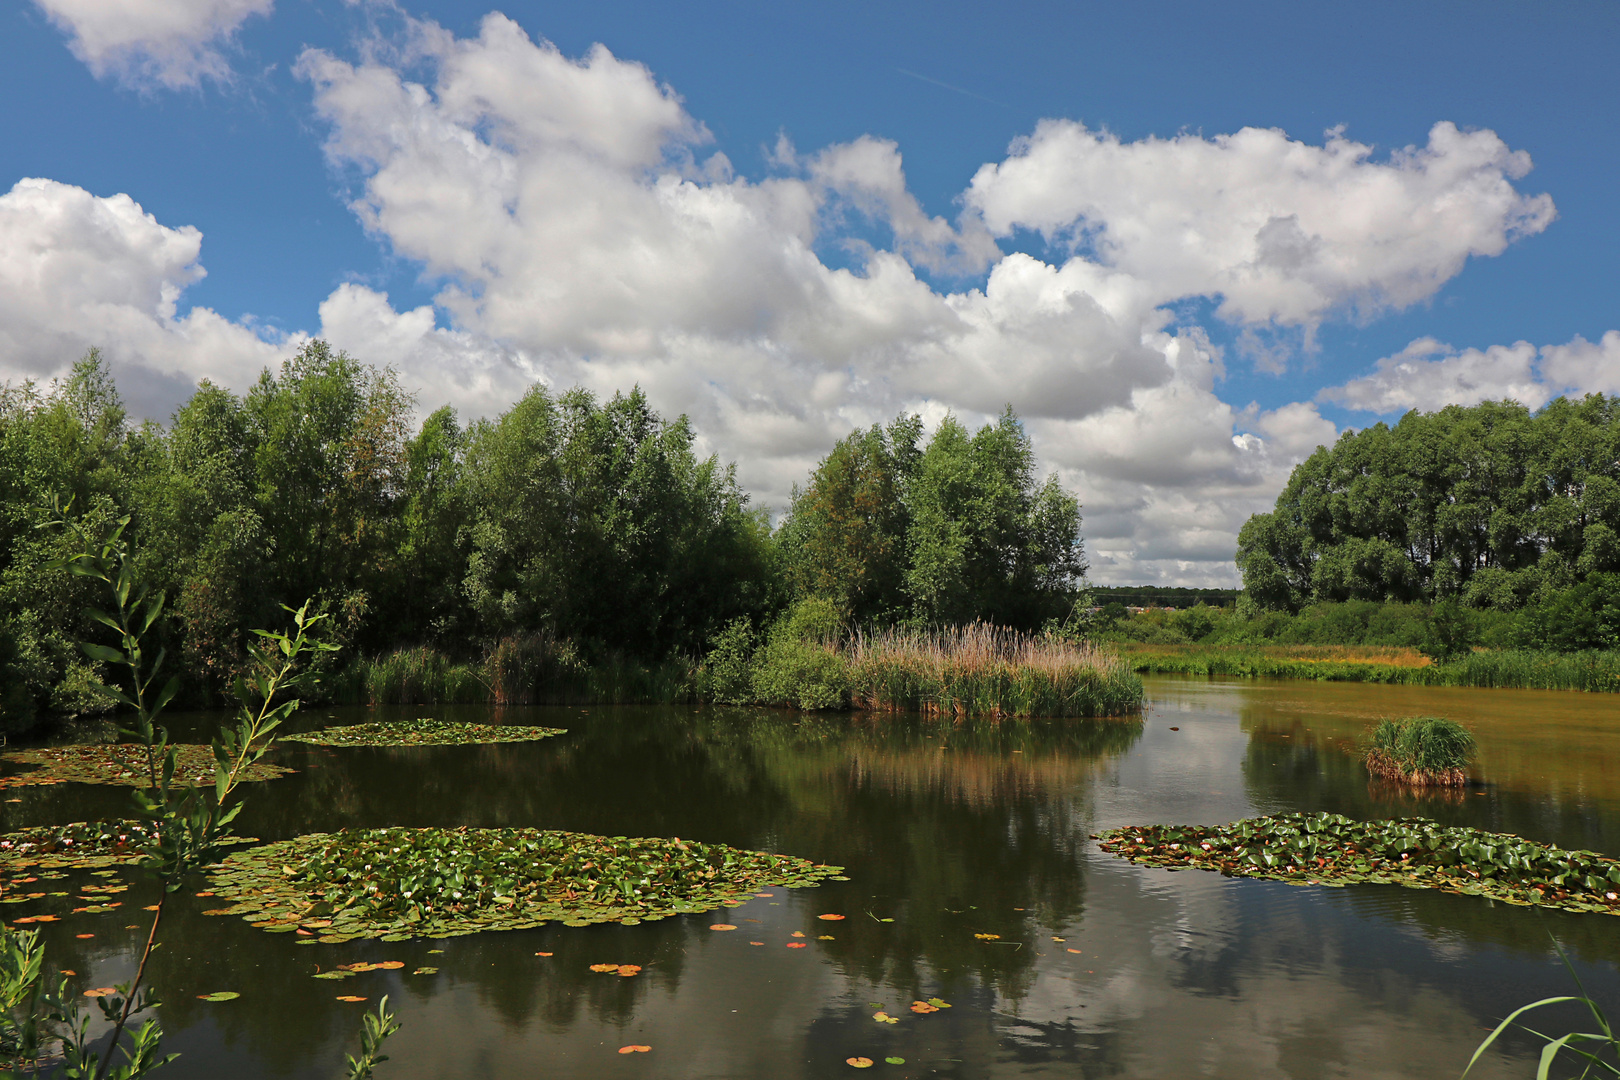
[4,675,1618,1079]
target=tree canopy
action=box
[1237,396,1620,624]
[0,346,1087,728]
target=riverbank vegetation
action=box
[1363,717,1475,786]
[1,345,1103,728]
[702,602,1141,716]
[1096,812,1620,916]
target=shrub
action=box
[1364,716,1475,786]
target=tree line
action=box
[1237,395,1620,649]
[0,345,1086,729]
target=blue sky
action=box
[3,0,1617,583]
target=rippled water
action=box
[5,675,1618,1079]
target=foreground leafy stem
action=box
[1096,812,1620,916]
[206,827,848,940]
[28,502,336,1078]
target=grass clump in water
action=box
[1363,716,1475,787]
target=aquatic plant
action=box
[845,623,1142,718]
[1095,812,1620,916]
[0,745,292,789]
[204,826,847,940]
[280,720,564,748]
[1463,939,1620,1079]
[708,612,1144,718]
[0,820,254,872]
[1363,716,1475,786]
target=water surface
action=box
[5,676,1618,1079]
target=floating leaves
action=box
[590,964,641,976]
[204,826,847,941]
[0,746,290,789]
[196,992,240,1002]
[0,821,176,872]
[617,1045,651,1055]
[1096,812,1620,916]
[411,967,437,975]
[335,995,367,1003]
[973,933,1000,940]
[709,924,737,931]
[872,1011,897,1024]
[847,1058,873,1069]
[817,913,845,921]
[885,1058,905,1066]
[280,720,565,748]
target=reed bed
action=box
[1125,645,1620,692]
[844,623,1142,718]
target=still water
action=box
[6,675,1620,1079]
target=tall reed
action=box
[844,623,1142,718]
[1363,716,1475,786]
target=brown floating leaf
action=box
[785,942,807,949]
[534,951,553,957]
[817,914,845,921]
[790,931,806,938]
[374,961,405,970]
[74,933,94,939]
[335,995,367,1002]
[588,963,621,973]
[83,988,116,998]
[617,1045,651,1054]
[846,1058,873,1069]
[708,924,737,931]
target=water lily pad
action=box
[196,992,240,1002]
[0,821,245,872]
[1096,812,1620,917]
[280,720,565,748]
[204,826,846,941]
[0,746,289,789]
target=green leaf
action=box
[80,643,125,664]
[196,991,240,1002]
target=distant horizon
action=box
[4,0,1617,587]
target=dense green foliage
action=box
[1236,396,1620,647]
[775,410,1085,628]
[1364,716,1475,785]
[2,348,1092,728]
[1096,812,1620,916]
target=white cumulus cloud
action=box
[5,10,1570,584]
[963,120,1555,329]
[0,177,296,416]
[1319,331,1620,414]
[33,0,272,88]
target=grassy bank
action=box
[1124,643,1620,692]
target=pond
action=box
[4,675,1619,1079]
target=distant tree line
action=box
[1088,586,1240,609]
[0,345,1087,729]
[1236,396,1620,649]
